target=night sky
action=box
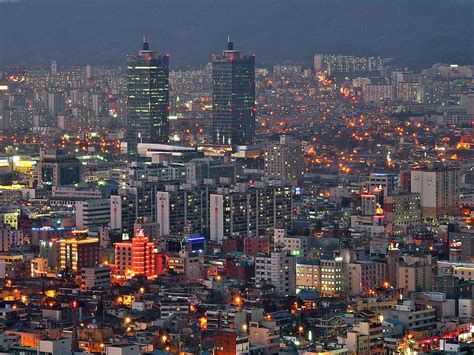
[0,0,473,68]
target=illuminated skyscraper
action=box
[212,39,255,146]
[126,38,169,155]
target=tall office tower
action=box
[263,135,304,182]
[411,163,460,218]
[212,39,255,146]
[126,38,169,155]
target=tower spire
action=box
[227,36,233,51]
[143,36,149,51]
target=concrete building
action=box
[80,265,110,291]
[411,292,456,320]
[273,228,308,257]
[296,256,344,296]
[369,172,398,197]
[249,321,279,354]
[106,344,140,355]
[458,298,474,320]
[210,181,293,243]
[167,249,201,281]
[347,261,386,295]
[38,338,71,355]
[397,254,432,294]
[0,225,24,252]
[361,193,378,216]
[156,183,211,237]
[363,84,392,103]
[448,229,474,262]
[75,199,110,229]
[320,257,344,296]
[114,229,155,278]
[37,148,81,187]
[384,193,422,235]
[339,320,383,355]
[243,236,270,257]
[59,236,100,273]
[437,260,474,281]
[296,259,320,291]
[255,249,296,297]
[214,328,250,355]
[30,257,50,278]
[263,135,304,182]
[411,164,460,218]
[383,300,436,332]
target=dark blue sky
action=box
[0,0,473,68]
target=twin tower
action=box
[125,38,256,155]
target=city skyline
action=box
[0,2,473,354]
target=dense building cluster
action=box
[0,38,472,355]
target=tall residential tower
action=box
[126,39,169,155]
[212,39,255,146]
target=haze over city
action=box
[0,0,473,67]
[0,0,472,354]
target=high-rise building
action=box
[0,86,6,132]
[314,54,387,75]
[209,181,293,243]
[319,256,344,296]
[369,172,398,197]
[37,149,82,187]
[255,248,296,297]
[126,38,169,155]
[75,199,110,229]
[397,254,432,293]
[59,235,100,273]
[156,183,213,237]
[212,39,255,146]
[263,135,304,182]
[384,192,423,235]
[114,229,156,278]
[347,261,386,295]
[410,164,460,218]
[363,84,392,103]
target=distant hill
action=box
[0,0,473,69]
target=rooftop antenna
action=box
[143,36,149,51]
[227,35,234,51]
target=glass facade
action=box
[126,40,169,154]
[212,41,255,146]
